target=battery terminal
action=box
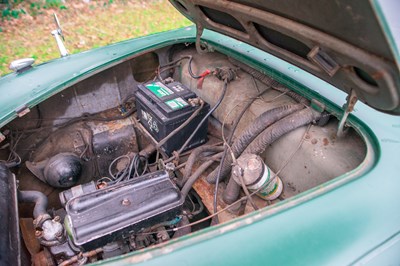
[188,98,203,107]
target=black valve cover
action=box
[65,170,183,251]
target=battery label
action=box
[165,97,189,110]
[141,110,159,133]
[171,84,185,93]
[145,82,174,98]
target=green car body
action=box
[1,1,399,265]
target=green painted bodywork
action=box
[1,26,399,265]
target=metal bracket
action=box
[195,24,208,54]
[52,13,69,57]
[308,46,339,77]
[337,89,357,137]
[15,105,30,117]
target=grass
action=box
[0,0,191,76]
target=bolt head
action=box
[122,199,131,206]
[35,230,42,237]
[247,157,261,170]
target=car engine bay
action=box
[0,44,367,265]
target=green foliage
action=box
[43,0,64,9]
[1,7,25,19]
[28,2,42,16]
[0,56,8,65]
[0,0,191,76]
[1,0,67,19]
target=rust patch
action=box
[32,249,55,266]
[188,164,238,223]
[89,116,134,135]
[371,71,384,80]
[322,138,329,146]
[20,218,41,254]
[106,120,126,132]
[190,166,268,224]
[192,177,216,212]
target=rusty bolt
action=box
[97,182,108,189]
[35,230,43,238]
[122,199,131,206]
[157,232,168,241]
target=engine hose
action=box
[222,173,243,205]
[18,190,48,219]
[183,145,224,183]
[223,107,322,204]
[213,89,268,218]
[207,104,304,184]
[228,58,309,105]
[139,143,156,158]
[181,160,215,200]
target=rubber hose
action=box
[207,104,304,184]
[228,58,309,105]
[222,174,243,205]
[213,89,269,217]
[18,190,48,219]
[139,143,156,158]
[181,160,214,200]
[183,145,224,182]
[223,107,321,204]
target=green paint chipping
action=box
[146,82,174,98]
[165,97,188,110]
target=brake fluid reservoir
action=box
[232,154,283,200]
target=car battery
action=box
[135,80,209,155]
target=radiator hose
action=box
[182,145,224,186]
[207,104,304,184]
[223,107,322,204]
[18,190,49,219]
